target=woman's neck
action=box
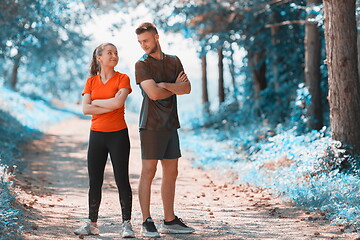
[100,67,116,83]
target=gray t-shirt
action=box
[135,53,184,130]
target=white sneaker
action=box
[74,220,100,235]
[122,220,135,238]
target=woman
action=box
[74,43,134,238]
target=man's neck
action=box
[149,45,163,60]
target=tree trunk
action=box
[357,0,360,78]
[358,30,360,79]
[201,52,209,112]
[357,0,360,79]
[305,0,323,130]
[249,51,267,100]
[11,54,21,90]
[218,47,225,104]
[201,53,209,104]
[228,46,237,101]
[270,30,279,90]
[324,0,360,153]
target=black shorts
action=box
[139,129,181,160]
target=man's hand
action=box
[176,71,189,83]
[157,71,188,89]
[156,71,191,95]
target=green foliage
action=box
[1,0,90,63]
[0,179,23,240]
[0,0,92,99]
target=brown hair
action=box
[135,22,158,35]
[89,43,116,77]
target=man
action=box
[134,22,195,238]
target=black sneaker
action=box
[159,216,195,234]
[141,217,160,238]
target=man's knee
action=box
[141,162,157,180]
[163,167,178,181]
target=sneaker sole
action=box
[158,227,195,234]
[122,235,135,238]
[74,232,100,236]
[122,232,135,238]
[141,230,160,238]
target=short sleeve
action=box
[82,77,93,96]
[176,56,185,74]
[119,74,132,94]
[135,61,152,84]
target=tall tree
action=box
[10,54,21,89]
[218,47,225,103]
[324,0,360,153]
[270,10,280,91]
[201,50,209,107]
[245,1,306,123]
[304,0,323,130]
[227,45,238,101]
[248,51,267,101]
[357,0,360,78]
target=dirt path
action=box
[14,115,359,240]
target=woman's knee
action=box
[89,178,104,190]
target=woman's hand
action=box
[91,88,130,110]
[115,89,123,98]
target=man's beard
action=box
[147,44,158,54]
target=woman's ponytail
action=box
[89,43,116,77]
[89,47,100,77]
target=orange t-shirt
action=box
[82,72,132,132]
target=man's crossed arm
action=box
[140,71,191,101]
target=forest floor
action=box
[13,114,360,240]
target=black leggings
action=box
[87,128,132,222]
